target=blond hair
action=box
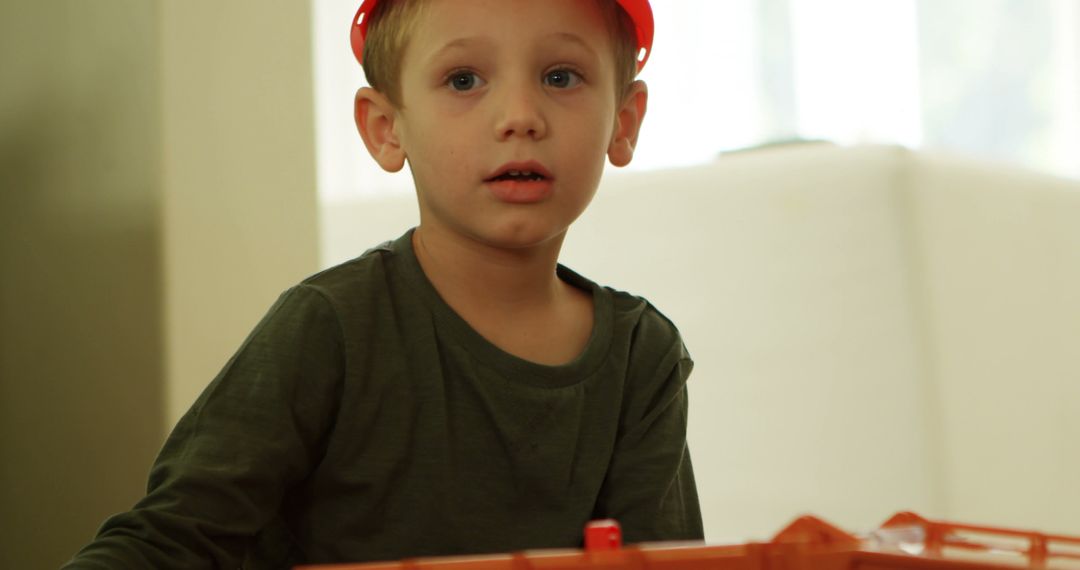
[362,0,640,108]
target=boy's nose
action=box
[493,86,548,141]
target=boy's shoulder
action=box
[614,288,689,357]
[560,266,689,360]
[295,235,406,300]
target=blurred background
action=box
[1,1,1077,568]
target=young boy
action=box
[65,0,702,567]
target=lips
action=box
[484,161,554,204]
[484,161,554,183]
[489,169,546,182]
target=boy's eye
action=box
[447,71,485,91]
[543,69,582,89]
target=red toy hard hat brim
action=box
[349,0,654,72]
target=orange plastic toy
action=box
[296,512,1080,570]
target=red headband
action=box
[350,0,654,72]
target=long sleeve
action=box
[63,285,345,569]
[594,359,702,543]
[592,304,704,544]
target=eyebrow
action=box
[427,37,495,63]
[546,32,600,59]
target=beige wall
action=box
[1,1,319,567]
[0,2,164,567]
[909,156,1080,532]
[160,1,320,425]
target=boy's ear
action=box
[607,80,648,167]
[355,87,406,172]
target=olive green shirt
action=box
[65,229,702,569]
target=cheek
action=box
[582,99,618,147]
[571,113,616,170]
[408,129,474,189]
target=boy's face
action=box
[358,0,647,251]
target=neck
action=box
[411,224,568,314]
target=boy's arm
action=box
[593,312,704,544]
[63,285,345,569]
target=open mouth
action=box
[484,166,554,203]
[487,169,548,182]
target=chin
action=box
[474,220,570,251]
